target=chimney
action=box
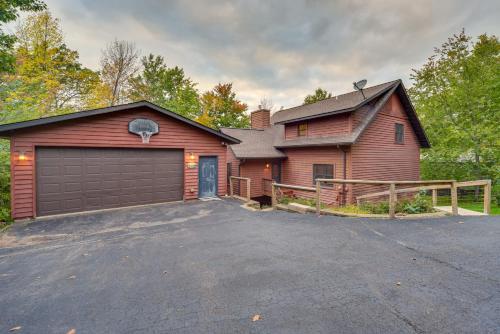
[250,107,271,129]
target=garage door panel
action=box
[36,148,184,216]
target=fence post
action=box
[316,180,321,216]
[484,179,491,215]
[389,183,396,218]
[229,177,234,197]
[451,181,458,215]
[432,188,437,207]
[246,178,251,202]
[271,182,277,208]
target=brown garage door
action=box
[36,147,184,216]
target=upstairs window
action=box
[298,123,308,137]
[313,164,334,184]
[395,123,404,144]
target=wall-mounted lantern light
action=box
[18,151,26,161]
[186,152,197,169]
[265,163,270,169]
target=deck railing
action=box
[262,178,273,197]
[271,178,492,218]
[229,176,251,202]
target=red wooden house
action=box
[222,80,430,205]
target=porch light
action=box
[189,152,195,160]
[265,163,270,168]
[18,151,26,161]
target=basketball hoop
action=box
[139,131,153,143]
[129,119,159,143]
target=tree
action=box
[128,54,201,119]
[259,97,274,111]
[199,83,249,129]
[100,39,139,106]
[409,30,500,186]
[1,11,99,123]
[0,0,46,74]
[303,88,332,105]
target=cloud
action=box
[45,0,500,109]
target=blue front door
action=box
[199,157,218,198]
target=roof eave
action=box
[275,141,353,148]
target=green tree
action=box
[0,0,46,74]
[1,11,99,123]
[128,54,201,119]
[199,83,249,129]
[303,88,332,105]
[409,30,500,184]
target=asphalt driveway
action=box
[0,199,499,333]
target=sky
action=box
[26,0,500,110]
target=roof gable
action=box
[0,101,240,144]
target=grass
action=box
[323,205,371,215]
[458,202,500,215]
[434,195,500,215]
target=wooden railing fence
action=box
[270,179,492,218]
[229,176,251,202]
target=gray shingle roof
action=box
[221,126,287,159]
[222,79,430,158]
[271,80,399,124]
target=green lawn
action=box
[458,201,500,215]
[435,196,499,215]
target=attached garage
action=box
[36,147,184,216]
[0,101,239,219]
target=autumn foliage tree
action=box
[0,0,46,74]
[1,11,99,123]
[198,83,249,129]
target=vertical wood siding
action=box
[10,107,227,219]
[351,94,420,199]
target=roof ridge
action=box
[273,79,400,115]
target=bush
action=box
[359,193,434,215]
[0,140,12,223]
[400,193,434,214]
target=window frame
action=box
[313,164,334,187]
[395,123,404,144]
[297,122,308,137]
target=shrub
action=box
[0,140,12,223]
[400,193,434,214]
[359,193,434,215]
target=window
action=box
[227,163,232,179]
[313,164,334,184]
[298,123,308,137]
[395,123,404,144]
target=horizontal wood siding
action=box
[285,113,350,140]
[226,147,241,195]
[281,147,350,204]
[239,160,272,198]
[10,107,227,219]
[351,94,420,199]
